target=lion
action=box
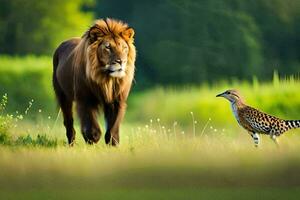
[52,18,136,145]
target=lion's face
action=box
[98,37,129,78]
[85,19,135,79]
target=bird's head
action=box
[216,89,244,104]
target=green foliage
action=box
[0,117,12,144]
[0,131,11,145]
[127,78,300,128]
[0,93,57,147]
[0,56,55,115]
[0,0,93,55]
[0,94,13,142]
[1,0,299,87]
[0,132,58,147]
[231,0,300,76]
[96,0,300,88]
[15,134,57,147]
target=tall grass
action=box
[128,75,300,130]
[0,72,300,199]
[1,125,300,199]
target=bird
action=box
[216,89,300,147]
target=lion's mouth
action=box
[106,68,123,73]
[103,65,126,78]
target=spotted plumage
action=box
[216,89,300,147]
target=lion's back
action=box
[53,38,81,69]
[53,38,81,100]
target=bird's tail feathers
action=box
[285,120,300,129]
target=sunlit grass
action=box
[1,126,300,199]
[128,75,300,128]
[1,72,300,198]
[1,125,300,200]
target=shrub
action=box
[0,56,55,117]
[15,134,58,148]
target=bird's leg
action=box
[251,132,260,147]
[270,134,279,148]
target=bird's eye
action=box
[226,91,230,94]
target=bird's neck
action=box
[231,100,245,109]
[230,100,246,125]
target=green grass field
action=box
[1,131,300,199]
[1,79,300,199]
[1,56,300,199]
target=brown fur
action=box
[52,18,136,145]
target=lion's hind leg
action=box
[60,99,76,145]
[57,96,76,145]
[53,76,76,145]
[53,80,76,146]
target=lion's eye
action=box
[123,45,128,52]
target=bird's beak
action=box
[216,92,225,97]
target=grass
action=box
[3,188,300,200]
[128,74,300,128]
[1,62,300,198]
[2,104,300,199]
[1,132,300,199]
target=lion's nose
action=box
[113,59,122,65]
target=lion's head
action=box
[73,18,136,102]
[74,18,136,80]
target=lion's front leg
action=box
[77,102,101,144]
[104,101,127,146]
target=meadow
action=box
[1,56,300,199]
[2,0,300,198]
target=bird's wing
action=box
[241,107,271,133]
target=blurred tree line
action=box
[0,0,93,55]
[0,0,299,88]
[96,0,300,87]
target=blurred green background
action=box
[0,0,299,123]
[1,0,300,84]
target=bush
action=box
[0,56,55,117]
[0,93,13,143]
[15,134,58,148]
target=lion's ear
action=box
[121,28,135,41]
[89,26,105,43]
